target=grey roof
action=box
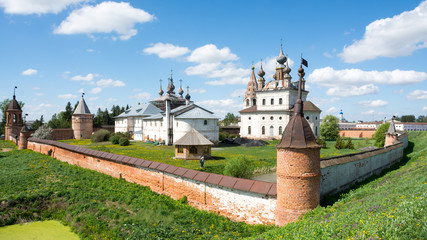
[115,103,162,118]
[73,97,91,115]
[387,120,397,134]
[143,113,163,120]
[134,130,143,134]
[175,106,219,119]
[151,93,185,103]
[174,128,213,146]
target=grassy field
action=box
[0,220,79,240]
[60,138,375,175]
[0,148,271,239]
[0,140,17,150]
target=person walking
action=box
[200,155,205,168]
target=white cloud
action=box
[423,106,427,112]
[86,49,94,52]
[340,1,427,63]
[358,99,388,107]
[57,94,77,99]
[196,98,241,118]
[308,97,340,107]
[54,1,155,40]
[186,62,249,85]
[129,92,151,100]
[90,87,102,94]
[309,67,427,87]
[190,88,207,94]
[105,97,117,102]
[78,88,84,93]
[187,44,238,63]
[254,57,295,82]
[362,110,376,115]
[143,42,190,59]
[32,86,40,90]
[71,73,96,81]
[231,88,246,98]
[326,107,338,113]
[0,0,84,15]
[407,89,427,100]
[326,84,379,97]
[96,79,125,88]
[22,68,37,76]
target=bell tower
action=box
[5,87,23,141]
[72,94,93,139]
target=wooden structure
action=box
[174,128,213,160]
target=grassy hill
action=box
[251,131,427,239]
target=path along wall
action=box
[320,133,408,197]
[27,138,277,225]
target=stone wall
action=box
[27,138,277,225]
[339,129,376,138]
[319,135,407,198]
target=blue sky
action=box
[1,0,426,122]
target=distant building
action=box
[114,74,219,144]
[239,45,321,140]
[395,122,427,131]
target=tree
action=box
[320,115,339,140]
[48,102,73,128]
[32,124,53,139]
[372,122,390,148]
[222,113,238,126]
[400,115,415,122]
[416,115,427,123]
[30,115,44,130]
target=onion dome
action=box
[185,86,191,100]
[276,43,287,65]
[284,61,291,74]
[178,79,184,97]
[258,63,265,77]
[158,80,164,96]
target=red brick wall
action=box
[51,129,74,140]
[339,130,376,138]
[27,139,277,225]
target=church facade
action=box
[239,45,321,140]
[114,75,219,145]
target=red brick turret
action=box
[275,65,322,226]
[5,92,23,141]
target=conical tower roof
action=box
[7,95,21,111]
[244,66,258,99]
[73,95,91,115]
[277,66,321,149]
[386,119,397,134]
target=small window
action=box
[177,146,183,153]
[246,99,249,106]
[279,126,283,135]
[315,117,318,120]
[306,116,309,120]
[248,126,251,135]
[271,99,274,105]
[189,146,197,154]
[204,120,208,125]
[270,116,274,120]
[248,117,251,120]
[262,126,265,135]
[279,116,282,120]
[262,117,265,120]
[252,99,256,105]
[279,98,283,104]
[262,99,266,105]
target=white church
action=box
[114,75,219,145]
[239,45,321,140]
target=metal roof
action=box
[7,95,22,111]
[174,128,213,146]
[115,103,162,118]
[143,113,163,120]
[73,97,91,115]
[386,120,397,134]
[175,106,219,119]
[134,130,143,134]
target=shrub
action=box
[119,137,129,146]
[91,129,110,143]
[316,137,327,148]
[335,136,345,149]
[372,123,390,148]
[110,135,120,144]
[179,195,188,204]
[32,124,53,140]
[346,138,354,149]
[223,156,254,179]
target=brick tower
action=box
[5,90,23,141]
[384,118,398,147]
[275,65,322,226]
[72,94,93,139]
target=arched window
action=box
[189,146,198,154]
[246,99,249,106]
[271,98,274,105]
[252,98,256,105]
[279,126,283,135]
[279,98,283,104]
[262,99,266,105]
[248,126,251,135]
[13,114,17,123]
[262,126,265,135]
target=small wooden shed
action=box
[174,128,213,160]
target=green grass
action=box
[0,140,17,150]
[59,138,373,175]
[0,220,79,240]
[0,148,272,240]
[250,132,427,239]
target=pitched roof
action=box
[174,128,213,146]
[239,106,257,113]
[115,103,162,118]
[73,97,91,115]
[290,101,321,112]
[175,106,219,119]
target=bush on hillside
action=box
[372,123,390,148]
[119,137,130,146]
[32,124,53,140]
[110,135,120,144]
[346,137,355,149]
[316,137,327,148]
[334,136,346,149]
[223,156,254,179]
[91,129,111,143]
[219,132,238,141]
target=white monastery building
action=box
[114,76,219,145]
[239,45,321,140]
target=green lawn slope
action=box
[251,131,427,240]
